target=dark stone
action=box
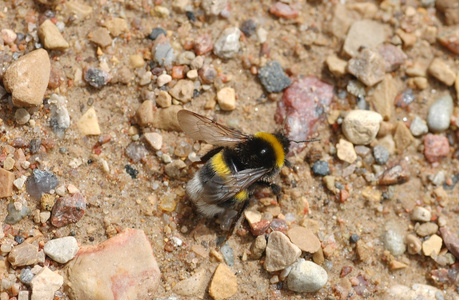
[29,139,41,154]
[258,61,292,93]
[186,11,196,22]
[312,160,330,176]
[14,235,25,244]
[148,27,167,40]
[373,145,389,165]
[125,165,139,179]
[20,268,34,285]
[350,233,360,243]
[84,68,109,88]
[241,19,257,37]
[51,193,86,227]
[26,169,59,199]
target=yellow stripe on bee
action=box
[211,152,231,176]
[234,190,248,202]
[254,132,285,168]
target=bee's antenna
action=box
[291,138,320,143]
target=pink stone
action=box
[424,134,450,163]
[194,34,213,56]
[269,2,299,19]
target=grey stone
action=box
[427,94,453,132]
[287,259,328,293]
[312,161,330,176]
[383,222,406,255]
[5,201,30,224]
[347,48,386,87]
[373,145,389,165]
[214,27,241,59]
[20,268,34,285]
[343,20,387,57]
[410,116,428,137]
[15,108,30,125]
[44,236,79,264]
[258,61,292,93]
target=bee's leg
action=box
[256,181,282,195]
[199,147,224,163]
[284,159,292,168]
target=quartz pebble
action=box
[153,35,175,67]
[409,116,428,137]
[405,234,422,255]
[30,266,64,300]
[173,268,209,297]
[144,133,163,151]
[287,259,328,293]
[424,134,450,163]
[208,264,237,300]
[156,90,172,108]
[342,110,382,145]
[383,222,406,256]
[125,142,148,162]
[287,226,321,253]
[415,223,438,237]
[385,284,442,299]
[336,139,357,164]
[3,49,50,107]
[43,236,79,264]
[77,107,101,135]
[264,231,301,272]
[8,243,39,267]
[38,19,69,50]
[427,94,453,132]
[65,229,161,298]
[5,202,30,224]
[422,234,442,256]
[428,58,456,86]
[217,87,236,111]
[51,193,86,227]
[105,18,128,37]
[347,48,386,87]
[201,0,227,16]
[1,29,17,44]
[326,55,347,77]
[411,207,431,222]
[15,108,30,125]
[157,74,172,87]
[214,27,241,59]
[258,61,292,93]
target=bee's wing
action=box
[203,167,269,204]
[177,110,249,147]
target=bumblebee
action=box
[177,110,291,231]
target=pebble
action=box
[437,27,459,55]
[157,74,172,87]
[240,19,257,37]
[66,1,93,18]
[440,227,459,259]
[269,2,299,19]
[3,49,50,107]
[214,27,241,59]
[25,169,59,200]
[148,27,166,40]
[15,108,30,125]
[343,20,387,57]
[264,231,301,272]
[169,80,194,103]
[41,194,56,211]
[38,19,69,50]
[312,161,330,176]
[5,201,30,224]
[209,264,238,300]
[370,74,397,120]
[164,160,187,178]
[20,268,34,285]
[405,234,422,255]
[51,193,86,227]
[83,68,109,88]
[191,56,204,70]
[415,222,439,237]
[411,207,431,222]
[422,234,442,257]
[151,105,182,131]
[383,222,406,255]
[394,88,415,108]
[144,132,163,151]
[424,134,450,163]
[250,235,267,259]
[173,268,209,297]
[378,44,407,72]
[186,69,198,79]
[256,27,268,43]
[139,71,152,86]
[1,29,17,44]
[8,243,39,267]
[427,94,453,132]
[194,34,214,56]
[373,145,389,165]
[156,90,172,108]
[13,176,27,190]
[287,226,321,253]
[44,236,79,264]
[347,48,386,87]
[258,61,292,93]
[342,110,382,145]
[177,51,196,65]
[217,87,236,111]
[0,169,14,198]
[125,142,148,162]
[326,55,347,77]
[201,0,227,16]
[77,107,101,135]
[379,162,410,185]
[135,100,154,126]
[385,284,442,299]
[88,27,112,48]
[336,139,357,164]
[244,210,262,226]
[409,116,428,137]
[153,35,175,67]
[40,211,51,223]
[30,266,63,300]
[129,54,144,68]
[199,65,218,83]
[393,121,414,153]
[220,243,234,266]
[428,58,456,86]
[65,229,160,297]
[287,259,328,293]
[105,17,128,37]
[50,105,71,136]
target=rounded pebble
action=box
[14,108,31,125]
[342,110,383,145]
[383,222,406,255]
[409,116,428,137]
[415,222,438,237]
[44,236,79,264]
[427,94,453,132]
[148,27,166,40]
[312,161,330,176]
[217,87,236,111]
[411,207,431,222]
[406,234,422,255]
[287,259,328,293]
[373,145,389,165]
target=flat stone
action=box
[65,1,93,19]
[411,207,431,222]
[415,222,439,237]
[153,35,175,67]
[44,236,79,264]
[427,94,454,132]
[347,48,386,87]
[51,193,86,227]
[214,27,241,59]
[336,139,357,163]
[396,29,417,48]
[30,266,63,300]
[393,121,414,154]
[135,100,154,126]
[173,268,210,297]
[287,259,328,293]
[326,54,347,77]
[105,18,128,37]
[406,234,422,255]
[201,0,227,16]
[0,169,14,198]
[144,132,163,151]
[77,107,101,135]
[258,61,292,93]
[38,20,69,50]
[3,49,50,107]
[287,226,321,253]
[428,58,456,86]
[264,231,301,272]
[369,75,397,121]
[343,20,387,57]
[8,243,39,267]
[208,264,237,300]
[169,80,194,103]
[269,2,299,19]
[88,27,112,48]
[152,105,182,131]
[217,87,236,111]
[422,234,442,256]
[64,229,161,299]
[342,110,382,145]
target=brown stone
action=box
[135,100,154,127]
[89,27,112,48]
[8,243,39,267]
[209,264,238,300]
[51,193,86,227]
[0,169,14,198]
[424,134,450,163]
[370,75,397,121]
[151,105,182,131]
[393,121,414,153]
[287,226,321,253]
